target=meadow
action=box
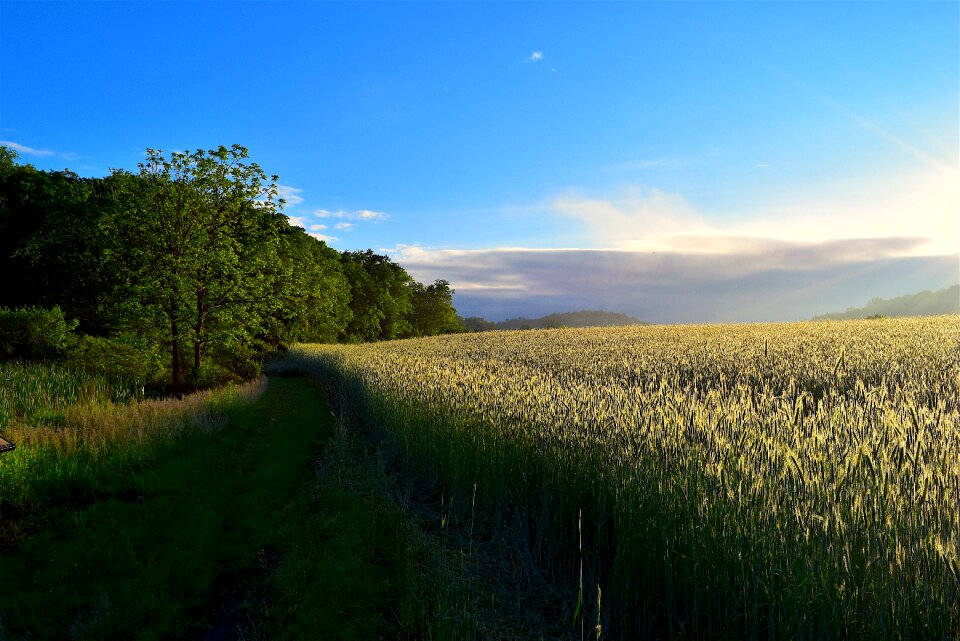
[285,316,960,640]
[0,361,146,429]
[0,365,474,639]
[0,360,265,530]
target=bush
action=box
[64,334,166,386]
[0,306,78,360]
[201,342,263,387]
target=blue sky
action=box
[2,1,957,321]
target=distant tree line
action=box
[461,310,646,332]
[0,145,463,390]
[812,285,960,321]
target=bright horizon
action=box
[2,1,957,322]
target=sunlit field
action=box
[286,316,960,639]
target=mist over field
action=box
[401,248,959,323]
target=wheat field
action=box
[286,316,960,639]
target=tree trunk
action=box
[171,316,182,392]
[193,338,202,380]
[193,285,206,383]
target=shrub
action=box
[0,306,78,360]
[64,334,166,386]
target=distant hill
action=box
[813,284,959,320]
[461,310,647,332]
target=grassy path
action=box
[0,376,414,640]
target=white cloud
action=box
[548,163,959,258]
[390,244,958,323]
[551,186,710,250]
[310,224,328,231]
[1,140,58,157]
[725,165,960,257]
[313,208,389,222]
[334,222,354,230]
[389,164,959,323]
[797,81,953,174]
[309,232,339,243]
[526,51,544,62]
[277,185,304,207]
[286,215,308,228]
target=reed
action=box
[0,360,146,428]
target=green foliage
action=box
[0,154,117,331]
[111,146,288,388]
[339,250,414,342]
[269,227,352,344]
[0,306,78,360]
[459,316,497,332]
[813,284,960,320]
[0,144,464,386]
[408,279,464,337]
[64,334,165,386]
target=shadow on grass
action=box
[0,377,415,640]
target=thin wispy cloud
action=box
[549,163,958,257]
[813,91,952,173]
[298,208,388,243]
[603,149,728,174]
[728,165,959,256]
[551,186,709,250]
[300,222,338,243]
[766,67,956,174]
[1,140,58,157]
[276,185,304,206]
[522,50,557,72]
[286,215,308,228]
[314,209,389,222]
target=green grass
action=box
[0,378,263,531]
[0,360,145,429]
[0,375,484,640]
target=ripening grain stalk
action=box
[286,316,960,639]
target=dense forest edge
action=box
[0,144,464,392]
[812,284,960,320]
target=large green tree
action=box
[408,279,463,337]
[112,145,287,389]
[267,227,352,344]
[0,148,114,327]
[339,250,414,342]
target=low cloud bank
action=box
[393,240,959,323]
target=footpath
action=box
[0,376,413,640]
